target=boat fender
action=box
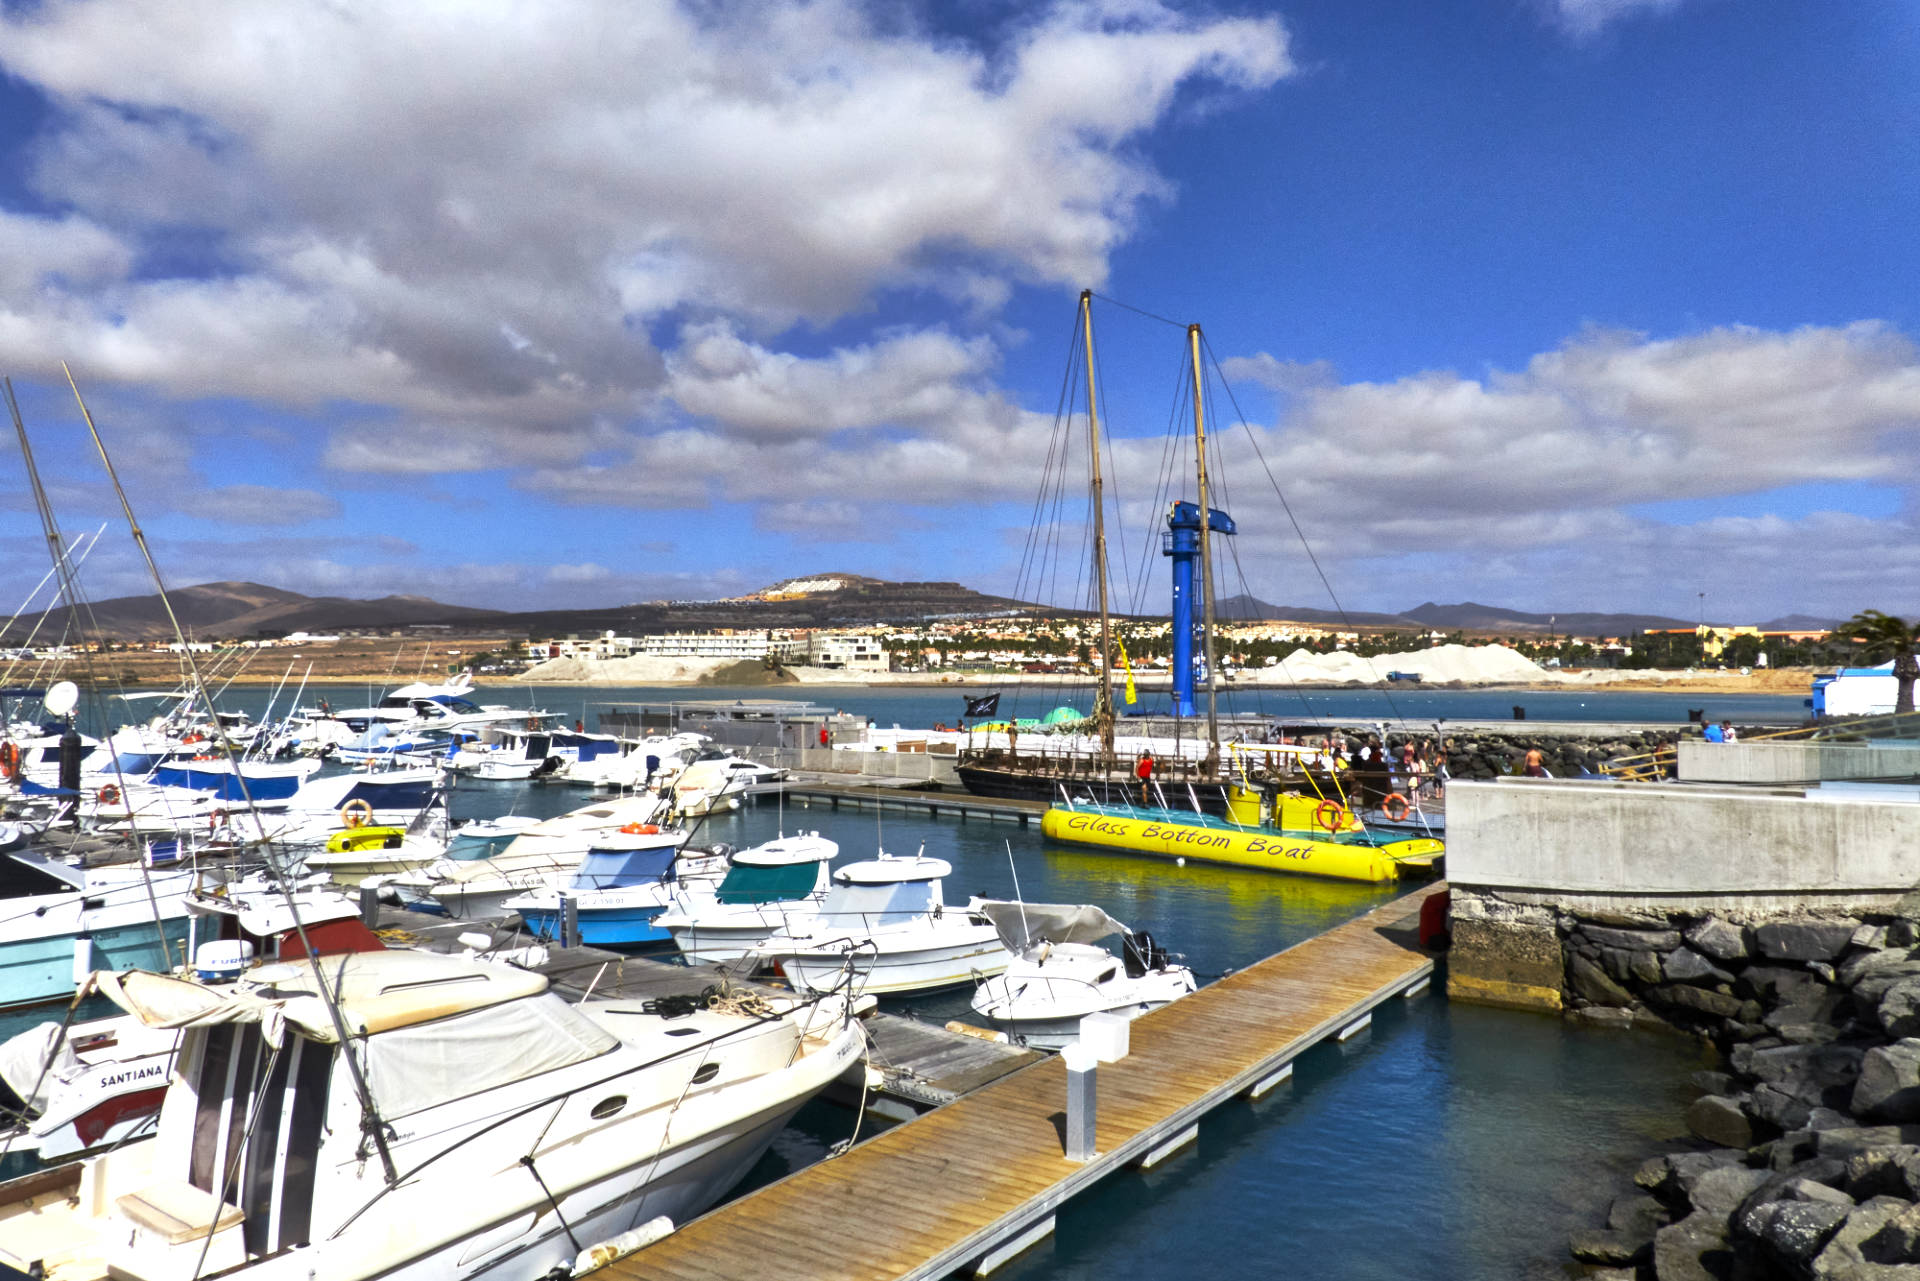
[1382,793,1411,822]
[573,1218,674,1274]
[0,741,20,781]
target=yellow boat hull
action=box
[1040,808,1442,883]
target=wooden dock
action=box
[600,882,1446,1280]
[753,782,1049,826]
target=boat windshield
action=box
[818,880,934,929]
[715,862,819,905]
[360,992,616,1118]
[574,844,677,889]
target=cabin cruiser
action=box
[283,670,545,755]
[383,795,678,919]
[656,832,836,964]
[0,949,865,1281]
[756,849,1013,995]
[0,873,387,1166]
[504,829,696,947]
[967,901,1195,1048]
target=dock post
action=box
[359,885,380,928]
[561,894,580,949]
[1062,1042,1097,1162]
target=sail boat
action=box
[1029,323,1445,881]
[955,296,1245,813]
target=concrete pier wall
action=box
[1446,777,1920,914]
[1444,777,1920,1011]
[1677,739,1920,785]
[744,746,961,785]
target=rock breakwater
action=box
[1552,906,1920,1278]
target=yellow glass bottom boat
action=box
[1041,789,1443,883]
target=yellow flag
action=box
[1116,638,1137,705]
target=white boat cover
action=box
[0,1022,78,1112]
[976,901,1126,953]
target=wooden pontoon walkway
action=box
[601,882,1446,1281]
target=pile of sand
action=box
[517,655,741,683]
[1268,642,1549,685]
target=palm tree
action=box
[1837,610,1920,714]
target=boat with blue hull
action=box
[506,829,695,947]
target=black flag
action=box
[963,692,1001,719]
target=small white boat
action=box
[656,832,837,964]
[0,950,864,1281]
[756,849,1013,995]
[968,901,1196,1048]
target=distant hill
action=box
[1400,601,1694,637]
[2,573,1847,643]
[2,581,508,642]
[1758,613,1843,631]
[1214,595,1418,628]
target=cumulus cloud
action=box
[1115,321,1920,616]
[0,0,1291,471]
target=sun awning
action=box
[975,901,1127,952]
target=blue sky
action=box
[1,0,1916,624]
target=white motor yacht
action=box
[756,849,1013,996]
[0,950,864,1281]
[656,832,836,964]
[967,901,1196,1048]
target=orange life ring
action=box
[339,798,374,828]
[635,823,661,835]
[1313,800,1345,833]
[96,784,120,805]
[620,822,645,834]
[0,741,20,781]
[208,808,229,831]
[182,733,203,744]
[1382,793,1411,822]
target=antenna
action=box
[1005,840,1030,950]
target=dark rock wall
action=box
[1552,905,1920,1278]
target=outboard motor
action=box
[532,754,565,779]
[1122,931,1152,979]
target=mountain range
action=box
[0,579,1850,642]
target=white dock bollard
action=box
[1062,1041,1097,1162]
[1080,1011,1130,1063]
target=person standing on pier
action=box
[1135,750,1155,804]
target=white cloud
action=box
[0,0,1291,476]
[198,485,341,526]
[1545,0,1691,40]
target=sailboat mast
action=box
[1081,290,1116,760]
[1189,324,1221,760]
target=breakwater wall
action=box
[1543,905,1920,1278]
